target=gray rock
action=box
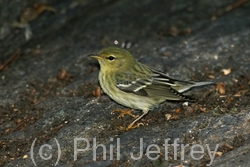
[1,0,250,166]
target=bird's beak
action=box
[89,54,102,60]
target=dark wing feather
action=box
[147,69,195,101]
[151,69,194,85]
[115,69,193,101]
[116,75,152,96]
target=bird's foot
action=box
[126,123,144,130]
[112,108,138,118]
[117,123,144,131]
[125,111,148,130]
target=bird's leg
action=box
[112,108,138,118]
[126,110,149,130]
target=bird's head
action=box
[90,46,135,72]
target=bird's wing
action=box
[115,73,152,96]
[151,69,214,93]
[115,70,193,101]
[151,69,194,86]
[146,70,194,101]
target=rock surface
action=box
[1,0,250,166]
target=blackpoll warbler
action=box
[91,46,214,130]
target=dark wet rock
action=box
[1,0,250,166]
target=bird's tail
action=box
[175,81,215,93]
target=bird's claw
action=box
[112,108,138,118]
[126,122,144,130]
[117,123,144,131]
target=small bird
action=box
[90,46,214,130]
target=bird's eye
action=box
[107,56,115,61]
